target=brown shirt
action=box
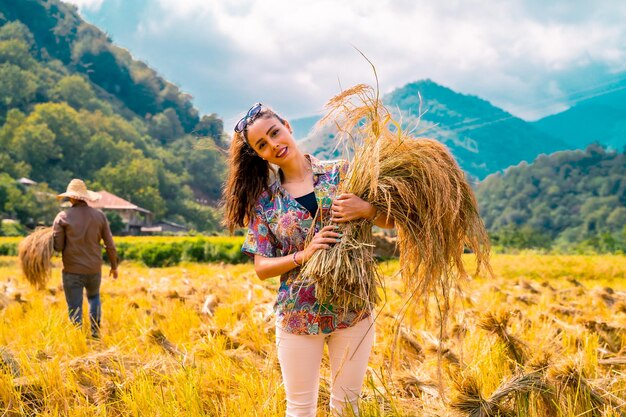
[52,201,118,274]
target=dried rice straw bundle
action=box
[18,227,54,290]
[300,83,491,314]
[450,371,554,417]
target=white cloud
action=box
[76,0,626,122]
[64,0,105,12]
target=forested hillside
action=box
[532,75,626,151]
[0,0,226,233]
[476,144,626,251]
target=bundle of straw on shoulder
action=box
[18,227,54,290]
[299,84,491,313]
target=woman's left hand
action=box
[331,193,376,223]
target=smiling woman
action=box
[222,103,393,417]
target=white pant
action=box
[276,316,375,417]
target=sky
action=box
[66,0,626,127]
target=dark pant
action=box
[62,272,102,334]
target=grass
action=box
[2,236,248,268]
[0,252,624,416]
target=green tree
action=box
[0,174,58,226]
[0,173,15,216]
[30,102,89,162]
[490,225,552,250]
[170,136,226,203]
[0,64,37,110]
[95,158,166,219]
[194,114,224,143]
[106,211,125,235]
[80,110,149,151]
[148,108,184,144]
[0,21,35,48]
[606,207,626,230]
[81,132,140,173]
[51,74,97,110]
[11,122,59,181]
[580,196,619,234]
[0,108,25,151]
[0,39,36,69]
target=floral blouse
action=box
[242,155,370,335]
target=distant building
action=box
[141,220,189,235]
[18,177,37,186]
[87,191,153,235]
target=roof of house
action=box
[141,220,189,233]
[157,220,188,229]
[88,191,151,214]
[18,177,37,185]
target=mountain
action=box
[532,76,626,151]
[475,144,626,250]
[289,115,321,140]
[0,0,226,231]
[299,80,570,179]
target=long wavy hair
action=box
[222,107,286,233]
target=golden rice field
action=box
[0,250,625,416]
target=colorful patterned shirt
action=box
[242,155,370,335]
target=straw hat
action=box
[56,179,101,202]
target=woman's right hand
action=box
[301,225,341,262]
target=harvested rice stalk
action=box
[147,328,182,357]
[399,326,424,358]
[490,372,555,417]
[300,84,491,316]
[478,311,528,367]
[397,370,440,398]
[420,330,462,368]
[450,375,503,417]
[425,345,461,369]
[583,320,626,354]
[13,376,44,414]
[67,348,177,406]
[598,357,626,366]
[549,360,626,414]
[0,346,21,377]
[0,293,9,310]
[18,227,54,290]
[451,372,553,417]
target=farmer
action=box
[223,103,394,416]
[52,179,118,339]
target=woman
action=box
[223,103,394,417]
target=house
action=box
[17,177,37,186]
[88,191,153,235]
[141,220,189,235]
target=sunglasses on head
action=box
[234,102,263,134]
